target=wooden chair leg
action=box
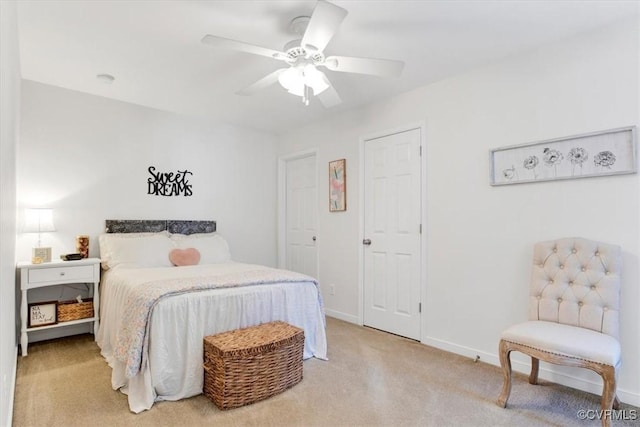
[600,366,617,427]
[497,338,620,426]
[497,339,512,408]
[528,357,539,385]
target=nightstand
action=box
[17,258,101,356]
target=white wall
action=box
[17,81,278,265]
[0,2,20,425]
[278,19,640,404]
[16,81,279,339]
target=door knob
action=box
[363,239,371,245]
[312,236,317,241]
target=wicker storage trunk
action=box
[203,321,304,410]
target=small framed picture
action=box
[28,301,57,327]
[329,159,346,212]
[32,247,52,263]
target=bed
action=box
[96,220,327,413]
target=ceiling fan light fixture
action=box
[303,64,329,95]
[278,67,304,94]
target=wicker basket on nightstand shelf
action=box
[57,298,94,322]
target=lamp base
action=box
[32,247,52,264]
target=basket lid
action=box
[204,321,303,357]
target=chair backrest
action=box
[529,237,622,339]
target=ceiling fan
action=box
[201,0,404,107]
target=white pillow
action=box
[99,232,175,269]
[170,233,231,264]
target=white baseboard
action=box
[4,345,17,427]
[325,309,359,324]
[422,336,640,407]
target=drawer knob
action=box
[60,272,65,276]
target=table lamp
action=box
[24,208,56,263]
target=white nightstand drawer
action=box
[28,265,94,283]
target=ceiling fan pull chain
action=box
[303,85,310,106]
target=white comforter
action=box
[96,263,327,413]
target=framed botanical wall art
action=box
[329,159,346,211]
[490,126,637,186]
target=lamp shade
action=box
[24,208,56,233]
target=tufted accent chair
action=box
[497,237,622,427]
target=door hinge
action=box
[419,302,422,313]
[419,224,422,234]
[419,146,422,156]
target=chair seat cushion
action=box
[501,320,620,367]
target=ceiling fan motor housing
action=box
[283,39,324,65]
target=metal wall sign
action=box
[147,166,193,196]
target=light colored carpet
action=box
[13,317,638,426]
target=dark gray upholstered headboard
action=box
[105,220,216,235]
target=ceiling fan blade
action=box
[202,35,287,61]
[324,55,405,78]
[301,1,348,54]
[237,69,287,96]
[317,81,342,108]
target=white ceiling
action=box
[17,0,638,134]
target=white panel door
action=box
[286,154,318,278]
[363,128,421,340]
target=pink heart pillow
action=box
[169,248,201,266]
